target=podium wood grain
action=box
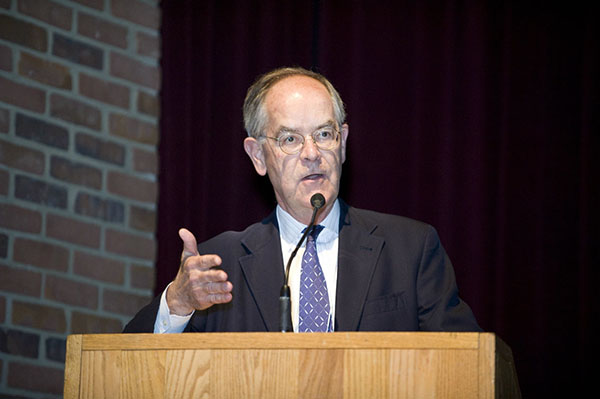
[64,332,520,398]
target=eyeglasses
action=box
[260,127,340,155]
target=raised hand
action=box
[165,228,233,315]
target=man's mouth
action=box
[302,173,325,181]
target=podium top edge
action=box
[73,331,494,351]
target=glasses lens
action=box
[314,128,337,150]
[279,133,303,154]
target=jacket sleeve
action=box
[416,225,482,332]
[122,294,162,333]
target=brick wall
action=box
[0,0,161,397]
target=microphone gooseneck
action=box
[279,193,326,332]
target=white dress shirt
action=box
[154,200,340,333]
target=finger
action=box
[207,292,233,305]
[185,254,222,272]
[192,281,233,310]
[203,280,232,295]
[194,268,228,282]
[179,228,199,259]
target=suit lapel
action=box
[239,214,284,332]
[335,203,384,331]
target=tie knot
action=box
[305,225,324,241]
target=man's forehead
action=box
[266,75,329,101]
[263,75,335,133]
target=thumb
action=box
[179,228,199,260]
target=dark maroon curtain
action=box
[158,1,598,396]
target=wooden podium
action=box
[64,332,520,398]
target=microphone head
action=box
[310,193,326,209]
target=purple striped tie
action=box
[298,225,330,332]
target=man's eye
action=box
[316,130,332,140]
[282,135,298,144]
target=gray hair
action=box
[243,67,346,138]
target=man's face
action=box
[244,75,348,224]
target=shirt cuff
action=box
[153,283,194,333]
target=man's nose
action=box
[300,136,321,160]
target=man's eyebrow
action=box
[315,120,336,130]
[275,126,300,135]
[274,120,336,135]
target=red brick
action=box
[105,228,155,260]
[45,275,99,309]
[133,147,158,174]
[50,93,102,130]
[13,237,69,272]
[46,336,66,363]
[0,14,48,52]
[19,0,72,30]
[50,155,102,189]
[73,250,126,284]
[71,311,122,334]
[75,132,125,165]
[0,234,6,258]
[2,328,40,358]
[103,288,152,316]
[107,170,157,203]
[0,169,8,195]
[0,203,42,233]
[137,31,159,58]
[137,90,159,117]
[110,51,160,90]
[109,113,158,144]
[78,12,128,48]
[0,138,45,174]
[0,233,7,257]
[131,263,155,290]
[0,106,8,132]
[79,72,130,108]
[46,213,101,248]
[8,361,64,394]
[130,204,156,232]
[0,75,46,113]
[75,191,125,223]
[15,174,68,209]
[0,43,11,71]
[0,295,5,323]
[12,301,67,332]
[111,0,160,29]
[0,264,42,297]
[19,51,72,89]
[52,33,104,70]
[16,112,69,149]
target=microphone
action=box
[279,193,326,332]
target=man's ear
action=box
[243,137,267,176]
[340,123,349,163]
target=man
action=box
[124,67,480,333]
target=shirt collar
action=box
[277,199,340,246]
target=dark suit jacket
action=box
[124,201,481,333]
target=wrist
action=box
[165,282,194,316]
